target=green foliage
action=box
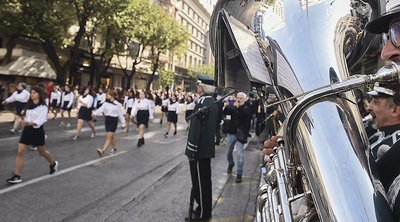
[158,69,174,88]
[188,64,215,78]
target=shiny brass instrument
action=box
[209,0,399,221]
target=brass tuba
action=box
[209,0,399,221]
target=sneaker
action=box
[90,132,96,138]
[72,135,80,140]
[49,161,58,174]
[30,146,38,151]
[108,148,116,155]
[227,164,234,174]
[65,123,71,128]
[97,148,104,157]
[58,122,65,127]
[7,174,22,184]
[17,129,23,133]
[235,174,242,183]
[9,128,16,134]
[123,128,129,133]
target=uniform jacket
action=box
[370,124,400,220]
[185,95,219,159]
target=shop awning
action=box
[0,56,57,79]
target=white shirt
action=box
[130,98,154,119]
[5,89,30,103]
[77,94,94,109]
[61,91,74,108]
[167,100,179,113]
[93,100,126,127]
[124,97,135,109]
[96,93,106,106]
[50,91,61,104]
[24,104,48,128]
[185,101,195,111]
[162,98,169,107]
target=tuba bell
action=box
[209,0,398,221]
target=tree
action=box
[83,0,129,87]
[188,64,215,78]
[145,6,190,91]
[114,0,155,90]
[158,68,175,90]
[0,0,30,65]
[0,0,129,84]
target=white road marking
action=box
[0,136,19,142]
[0,150,127,195]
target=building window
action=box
[194,58,197,66]
[189,55,192,66]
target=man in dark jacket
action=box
[185,82,219,221]
[222,95,238,174]
[233,92,252,183]
[366,2,400,219]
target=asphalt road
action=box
[0,110,262,222]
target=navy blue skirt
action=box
[137,110,149,127]
[61,101,72,111]
[167,111,178,123]
[15,102,26,116]
[78,107,92,121]
[105,116,118,132]
[20,126,45,146]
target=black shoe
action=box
[142,138,145,144]
[49,161,58,174]
[227,164,234,174]
[235,174,242,183]
[160,120,163,124]
[185,215,210,221]
[7,174,22,184]
[173,131,177,136]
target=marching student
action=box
[130,91,154,147]
[160,93,169,124]
[59,85,74,127]
[72,86,96,140]
[93,90,126,157]
[96,87,106,109]
[164,94,179,137]
[123,89,135,132]
[49,84,61,119]
[185,95,195,130]
[6,86,58,184]
[1,82,30,134]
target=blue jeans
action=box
[226,133,237,166]
[234,140,245,176]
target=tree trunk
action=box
[146,51,161,91]
[0,34,18,65]
[41,40,66,84]
[88,56,96,87]
[126,64,138,90]
[68,15,88,86]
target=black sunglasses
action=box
[384,21,400,48]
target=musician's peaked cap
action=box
[366,0,400,34]
[368,83,400,104]
[197,81,216,94]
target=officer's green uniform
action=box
[185,95,218,158]
[185,95,219,220]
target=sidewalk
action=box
[209,136,262,222]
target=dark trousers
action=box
[189,158,212,219]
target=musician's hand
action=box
[263,135,282,155]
